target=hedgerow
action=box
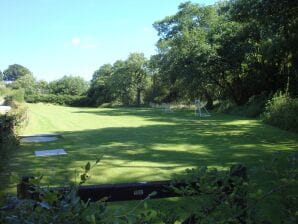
[262,93,298,133]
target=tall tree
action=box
[228,0,298,96]
[3,64,32,81]
[153,2,219,105]
[109,60,134,105]
[88,64,113,105]
[126,53,148,105]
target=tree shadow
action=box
[8,110,297,190]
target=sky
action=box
[0,0,218,81]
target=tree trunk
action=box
[136,88,141,106]
[204,90,213,109]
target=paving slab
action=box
[35,149,67,157]
[20,134,61,143]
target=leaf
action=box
[85,162,91,172]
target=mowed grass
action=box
[2,103,298,195]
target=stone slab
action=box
[35,149,67,157]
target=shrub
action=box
[262,92,298,132]
[0,89,25,104]
[25,94,90,107]
[217,93,268,118]
[0,102,28,172]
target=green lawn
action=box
[3,103,296,190]
[1,103,297,221]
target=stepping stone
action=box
[35,149,67,157]
[20,134,61,143]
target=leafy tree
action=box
[0,70,3,81]
[3,64,32,81]
[36,80,49,94]
[126,53,149,105]
[153,2,219,106]
[89,54,150,106]
[49,76,88,96]
[88,64,113,105]
[109,60,134,105]
[10,73,37,95]
[226,0,298,97]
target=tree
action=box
[126,53,149,105]
[88,54,150,106]
[227,0,298,97]
[0,70,3,81]
[49,76,88,96]
[10,73,37,95]
[153,2,219,106]
[108,60,134,105]
[3,64,32,81]
[88,64,113,105]
[36,80,49,94]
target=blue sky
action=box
[0,0,218,81]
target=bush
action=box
[217,93,268,118]
[0,89,24,104]
[25,94,90,107]
[0,102,28,172]
[262,93,298,132]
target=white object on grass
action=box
[0,106,12,114]
[20,134,60,143]
[35,149,67,157]
[194,99,210,117]
[162,103,173,112]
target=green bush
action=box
[0,88,24,104]
[217,93,268,118]
[262,93,298,132]
[0,102,28,172]
[25,94,90,107]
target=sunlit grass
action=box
[1,103,297,197]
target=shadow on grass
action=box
[8,108,297,189]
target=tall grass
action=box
[262,92,298,132]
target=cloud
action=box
[71,37,81,45]
[67,37,97,49]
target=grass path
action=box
[2,103,297,196]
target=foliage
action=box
[88,63,116,106]
[147,0,298,107]
[88,53,150,106]
[262,93,298,132]
[3,64,32,81]
[217,93,269,118]
[25,94,90,107]
[48,75,88,96]
[0,98,28,174]
[1,153,297,223]
[9,73,37,96]
[2,89,25,104]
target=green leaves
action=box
[79,156,102,185]
[85,162,91,172]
